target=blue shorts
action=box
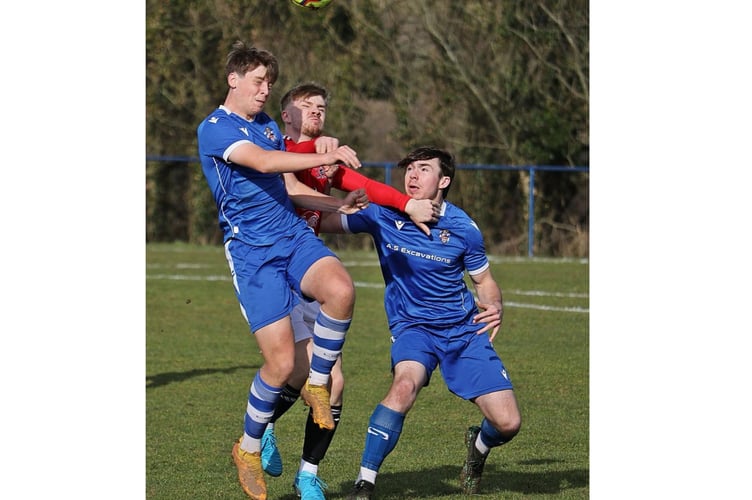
[224,230,336,332]
[390,324,514,400]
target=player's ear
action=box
[439,176,451,190]
[227,72,238,90]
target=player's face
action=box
[404,158,446,202]
[291,95,326,139]
[230,65,272,119]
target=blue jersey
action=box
[197,105,311,245]
[343,201,490,334]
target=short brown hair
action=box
[280,81,330,112]
[225,40,279,84]
[398,147,456,197]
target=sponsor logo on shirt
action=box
[385,243,451,264]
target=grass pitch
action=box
[146,243,589,499]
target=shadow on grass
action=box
[321,462,588,498]
[146,364,259,389]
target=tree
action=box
[145,0,589,256]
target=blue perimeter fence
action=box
[147,156,589,257]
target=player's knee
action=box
[321,274,355,310]
[484,414,521,444]
[333,275,356,302]
[271,357,296,383]
[502,417,521,440]
[389,377,419,406]
[499,416,521,442]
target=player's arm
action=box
[287,136,339,155]
[284,173,368,214]
[228,141,360,173]
[469,268,504,341]
[318,212,347,234]
[334,167,439,236]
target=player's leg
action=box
[474,389,522,439]
[293,238,355,430]
[295,351,344,499]
[230,317,296,500]
[441,329,520,495]
[347,360,428,499]
[261,300,316,477]
[460,390,521,494]
[301,353,344,468]
[300,255,355,387]
[225,238,297,499]
[347,328,438,498]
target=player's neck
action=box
[222,99,257,121]
[285,129,317,144]
[284,128,302,143]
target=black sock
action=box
[270,384,301,422]
[302,404,342,464]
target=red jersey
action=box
[286,137,411,235]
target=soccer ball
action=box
[290,0,333,9]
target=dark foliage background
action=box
[146,0,588,256]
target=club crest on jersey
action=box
[439,229,451,244]
[264,127,277,141]
[315,167,328,180]
[302,210,320,229]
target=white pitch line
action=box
[504,301,589,313]
[352,281,385,288]
[146,274,230,281]
[506,289,588,298]
[145,274,588,314]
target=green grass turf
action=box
[146,243,589,499]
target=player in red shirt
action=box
[260,81,439,500]
[283,104,436,237]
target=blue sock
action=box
[244,372,282,439]
[360,404,405,471]
[310,310,350,384]
[480,418,507,448]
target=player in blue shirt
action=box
[196,41,366,500]
[320,147,522,499]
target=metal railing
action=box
[146,156,589,257]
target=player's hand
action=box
[405,198,441,236]
[324,145,360,169]
[314,136,339,154]
[473,301,503,341]
[338,188,369,214]
[319,164,340,179]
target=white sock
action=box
[357,466,377,484]
[475,433,490,455]
[299,459,318,475]
[240,432,261,453]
